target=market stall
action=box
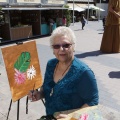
[1,10,41,40]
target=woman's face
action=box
[52,35,74,63]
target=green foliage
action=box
[14,52,31,72]
[63,4,71,27]
[0,7,1,11]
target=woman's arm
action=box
[109,5,120,18]
[80,103,90,109]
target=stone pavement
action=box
[0,21,120,120]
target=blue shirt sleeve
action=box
[77,70,99,106]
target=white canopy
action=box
[2,7,67,11]
[67,3,85,12]
[67,3,105,12]
[2,8,49,10]
[70,7,85,12]
[86,5,105,11]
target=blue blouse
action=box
[43,57,99,115]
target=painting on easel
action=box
[1,40,43,102]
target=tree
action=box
[63,4,72,27]
[0,7,1,11]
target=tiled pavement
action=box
[0,21,120,120]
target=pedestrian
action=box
[81,14,86,30]
[49,18,54,34]
[100,0,120,53]
[62,16,67,26]
[102,16,106,29]
[74,15,76,22]
[28,26,99,119]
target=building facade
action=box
[0,0,67,41]
[95,0,109,18]
[67,0,108,19]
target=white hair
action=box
[50,26,76,50]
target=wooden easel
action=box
[6,96,29,120]
[6,42,28,120]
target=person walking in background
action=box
[81,14,86,30]
[28,26,99,119]
[74,15,76,22]
[62,16,67,26]
[102,16,106,29]
[100,0,120,53]
[49,18,54,34]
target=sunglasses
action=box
[52,43,72,49]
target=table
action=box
[10,25,32,40]
[41,23,56,35]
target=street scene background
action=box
[0,21,120,120]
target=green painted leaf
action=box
[14,52,31,72]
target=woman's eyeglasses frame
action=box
[52,43,74,49]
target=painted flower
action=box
[27,65,36,80]
[14,69,26,84]
[79,113,89,120]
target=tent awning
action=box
[89,5,105,11]
[83,5,105,11]
[67,3,85,12]
[76,3,88,9]
[2,8,49,10]
[68,3,105,12]
[2,7,68,11]
[69,7,85,12]
[48,7,68,10]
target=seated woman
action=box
[28,26,99,119]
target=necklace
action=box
[50,60,72,96]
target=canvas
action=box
[54,106,103,120]
[1,40,43,102]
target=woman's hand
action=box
[28,90,41,102]
[55,114,68,119]
[109,5,120,18]
[109,5,114,13]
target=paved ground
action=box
[0,21,120,120]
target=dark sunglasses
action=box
[52,44,72,49]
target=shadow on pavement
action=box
[108,71,120,78]
[75,50,102,58]
[74,29,83,31]
[97,29,104,31]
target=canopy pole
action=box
[87,0,89,24]
[73,0,75,26]
[98,0,101,22]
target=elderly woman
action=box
[28,26,99,119]
[100,0,120,53]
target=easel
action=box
[6,96,29,120]
[6,41,28,120]
[2,41,43,120]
